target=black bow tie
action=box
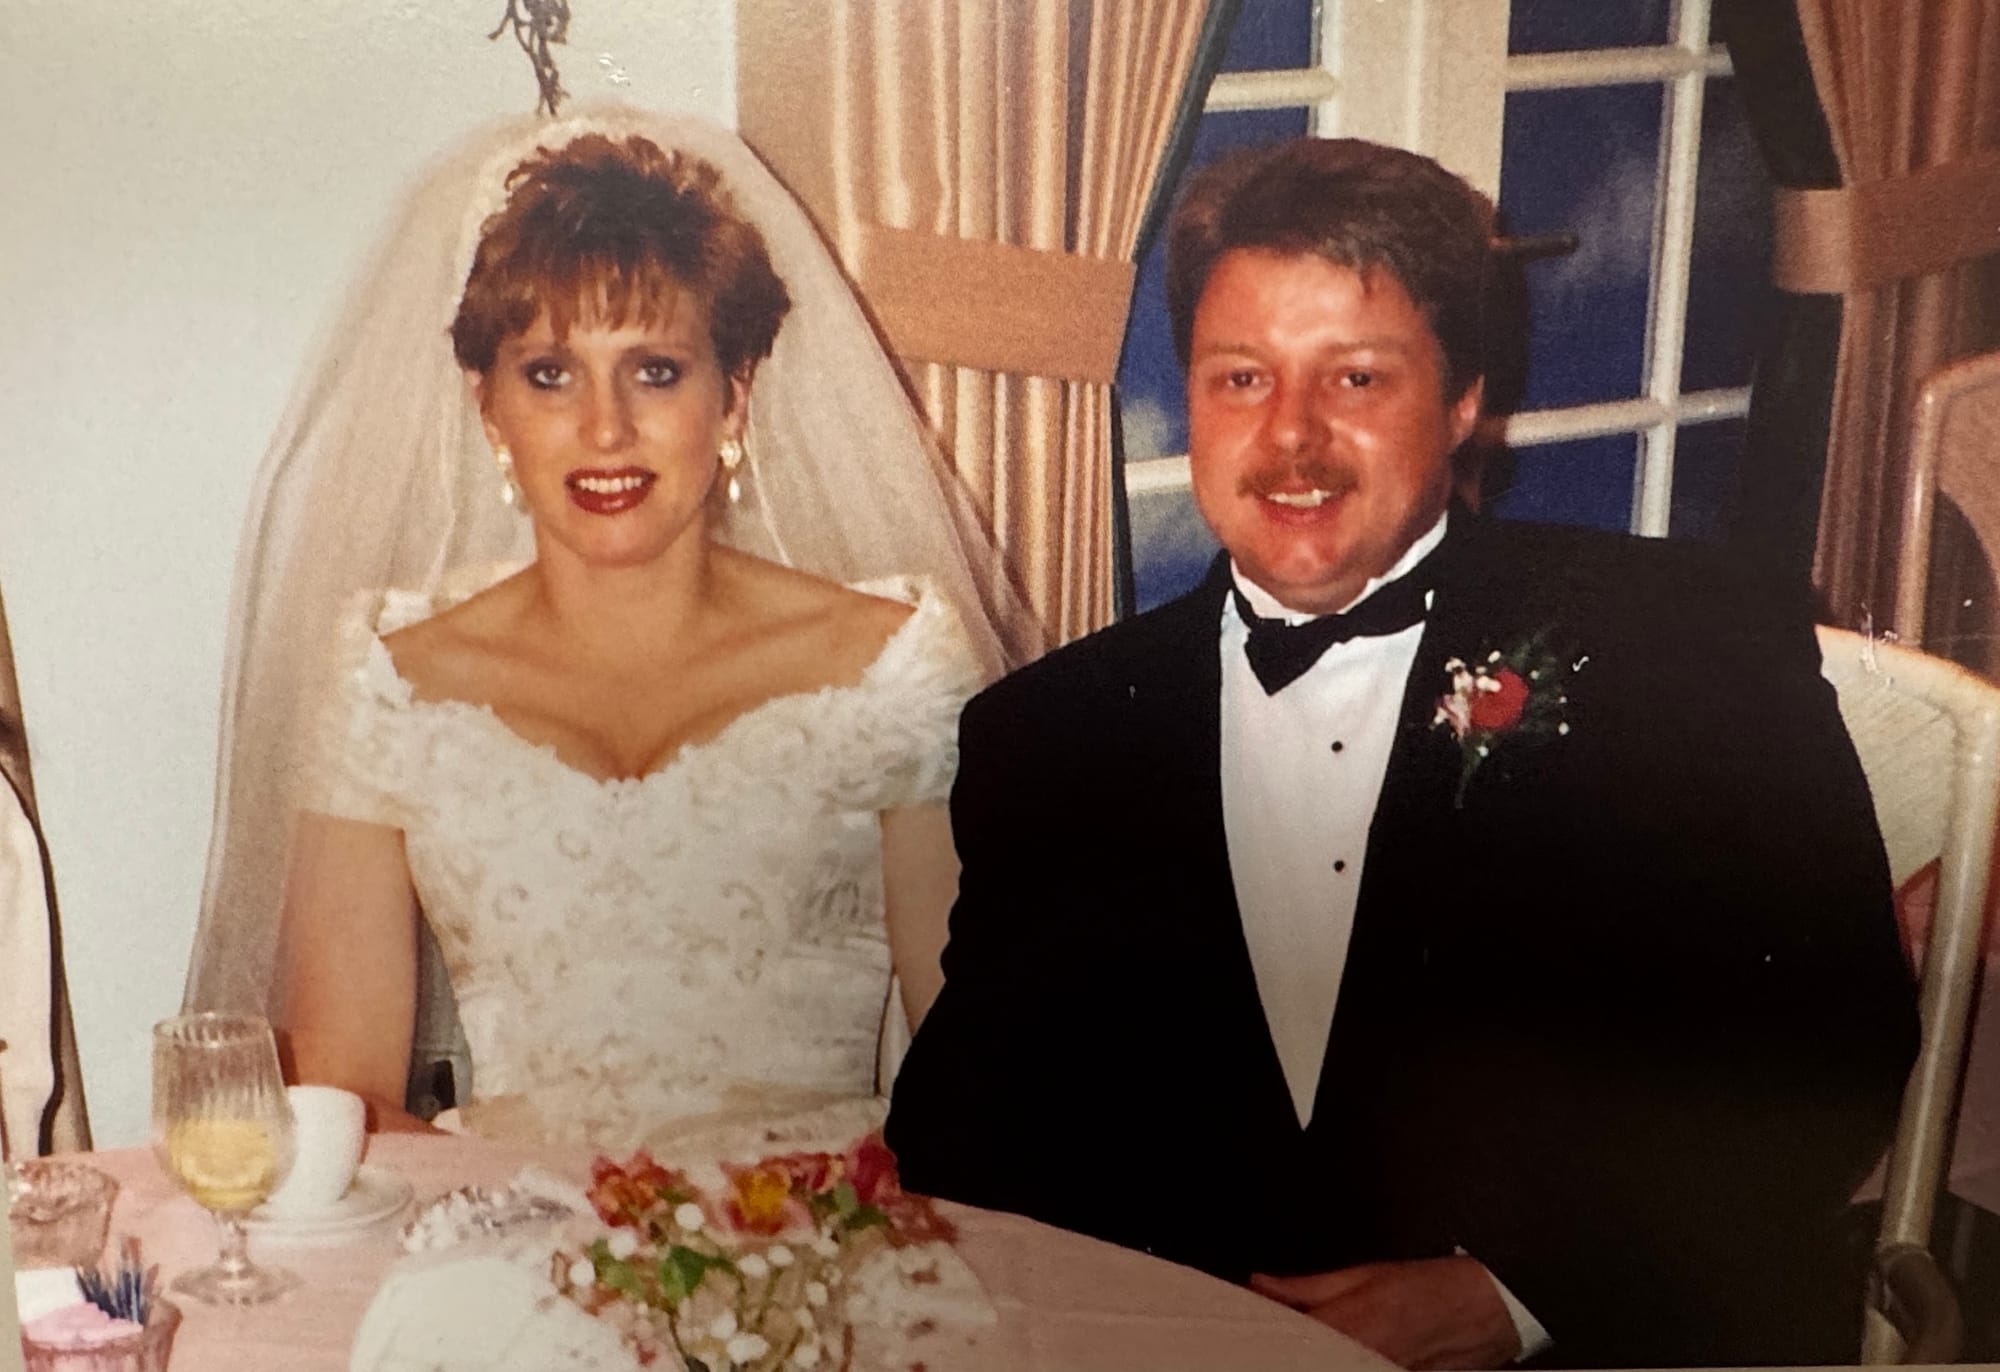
[1233,571,1433,694]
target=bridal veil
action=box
[185,105,1043,1016]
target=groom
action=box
[886,137,1917,1369]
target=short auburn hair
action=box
[450,133,790,378]
[1166,137,1493,399]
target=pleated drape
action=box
[0,588,89,1156]
[740,1,1217,645]
[1728,0,2000,639]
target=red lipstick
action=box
[564,467,657,515]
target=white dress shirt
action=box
[1220,516,1444,1130]
[1218,512,1552,1359]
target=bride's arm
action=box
[280,811,435,1132]
[881,802,959,1030]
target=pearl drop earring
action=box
[719,438,746,504]
[494,446,525,510]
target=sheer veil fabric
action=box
[184,105,1044,1017]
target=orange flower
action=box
[728,1166,795,1235]
[587,1151,690,1227]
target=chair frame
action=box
[1819,626,2000,1361]
[1893,349,2000,649]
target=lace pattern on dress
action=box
[299,574,978,1151]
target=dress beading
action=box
[304,575,978,1151]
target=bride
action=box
[183,107,1039,1150]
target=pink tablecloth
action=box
[65,1133,1389,1372]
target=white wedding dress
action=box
[303,572,979,1153]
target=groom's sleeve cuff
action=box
[1456,1247,1552,1362]
[1486,1268,1553,1362]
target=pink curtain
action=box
[1774,0,2000,641]
[740,0,1217,645]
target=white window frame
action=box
[1125,0,1752,541]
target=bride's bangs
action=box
[535,254,708,350]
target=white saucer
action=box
[246,1164,413,1245]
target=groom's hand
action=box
[1250,1257,1522,1370]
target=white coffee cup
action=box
[264,1084,366,1216]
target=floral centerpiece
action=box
[549,1134,955,1371]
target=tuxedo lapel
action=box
[1122,558,1302,1140]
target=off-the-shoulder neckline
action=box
[356,575,949,791]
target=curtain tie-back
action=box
[849,222,1137,385]
[1773,148,2000,294]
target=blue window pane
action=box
[1669,419,1744,543]
[1487,433,1637,533]
[1130,486,1221,612]
[1681,80,1773,394]
[1220,0,1315,73]
[1499,85,1661,411]
[1509,0,1669,54]
[1119,107,1312,462]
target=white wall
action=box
[0,0,737,1146]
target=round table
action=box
[52,1133,1390,1371]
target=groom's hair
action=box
[453,133,792,380]
[1165,137,1493,401]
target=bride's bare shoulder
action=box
[376,572,534,699]
[722,552,917,676]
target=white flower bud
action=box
[767,1244,796,1268]
[738,1253,771,1280]
[727,1333,771,1363]
[792,1341,823,1368]
[805,1280,829,1308]
[812,1234,840,1259]
[673,1202,706,1233]
[566,1257,596,1291]
[606,1229,640,1260]
[708,1311,739,1341]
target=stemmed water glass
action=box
[150,1012,299,1305]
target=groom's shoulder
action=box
[964,576,1218,726]
[1459,515,1812,636]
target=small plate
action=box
[245,1164,413,1245]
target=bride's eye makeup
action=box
[635,356,682,387]
[523,358,570,389]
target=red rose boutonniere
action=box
[1433,633,1579,807]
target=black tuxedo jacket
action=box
[887,514,1918,1367]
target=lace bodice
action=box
[303,575,979,1152]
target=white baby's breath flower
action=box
[606,1229,640,1260]
[708,1311,738,1341]
[767,1244,796,1268]
[673,1202,705,1233]
[791,1341,823,1368]
[738,1252,771,1280]
[811,1234,840,1259]
[804,1280,829,1308]
[795,1306,816,1333]
[566,1257,596,1291]
[726,1333,771,1363]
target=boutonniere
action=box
[1432,633,1578,807]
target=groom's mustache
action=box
[1238,459,1359,500]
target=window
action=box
[1119,0,1772,610]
